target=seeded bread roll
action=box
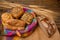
[11,7,24,19]
[21,12,33,24]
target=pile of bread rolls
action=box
[1,7,33,30]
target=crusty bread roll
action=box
[11,7,24,19]
[1,12,13,26]
[6,19,25,30]
[21,12,33,24]
[1,12,13,22]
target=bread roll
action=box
[5,19,25,30]
[21,12,33,24]
[11,7,24,18]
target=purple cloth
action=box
[6,36,13,40]
[0,20,2,24]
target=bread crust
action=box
[11,7,24,18]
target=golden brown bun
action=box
[21,12,33,24]
[1,12,13,24]
[7,19,25,27]
[3,19,25,30]
[11,7,24,19]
